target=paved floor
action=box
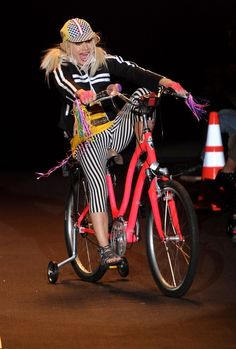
[0,142,235,349]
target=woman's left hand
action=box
[76,89,96,104]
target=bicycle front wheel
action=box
[64,166,106,282]
[146,179,199,297]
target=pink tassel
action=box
[74,99,92,140]
[185,94,209,121]
[36,153,72,179]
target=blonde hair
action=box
[40,38,107,83]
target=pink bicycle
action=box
[47,86,200,297]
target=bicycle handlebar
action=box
[93,84,188,106]
[162,87,189,99]
[94,83,122,101]
[91,83,208,121]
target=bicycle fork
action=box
[148,175,184,242]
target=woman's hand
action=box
[159,77,188,97]
[76,89,96,104]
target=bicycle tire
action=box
[64,165,106,282]
[146,179,199,297]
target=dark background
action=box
[3,0,235,171]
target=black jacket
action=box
[51,54,164,136]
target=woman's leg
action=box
[110,88,151,152]
[89,212,109,246]
[76,133,122,264]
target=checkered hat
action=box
[60,18,98,43]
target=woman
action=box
[40,17,187,266]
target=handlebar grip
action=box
[106,83,122,96]
[95,84,122,101]
[164,87,189,99]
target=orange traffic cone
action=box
[195,111,225,211]
[201,111,225,180]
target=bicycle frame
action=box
[107,128,159,241]
[78,101,183,245]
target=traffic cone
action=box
[195,111,225,211]
[201,111,225,180]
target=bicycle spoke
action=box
[146,179,199,297]
[64,166,106,282]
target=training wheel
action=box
[47,261,59,284]
[118,257,129,277]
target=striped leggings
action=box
[76,87,149,213]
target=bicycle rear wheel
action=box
[64,165,106,282]
[146,179,199,297]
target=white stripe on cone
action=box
[203,152,225,167]
[205,125,224,146]
[202,111,225,180]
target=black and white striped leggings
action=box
[76,88,150,213]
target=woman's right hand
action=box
[159,78,188,97]
[76,89,96,104]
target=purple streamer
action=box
[185,94,209,121]
[36,153,72,179]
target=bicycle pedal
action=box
[107,265,118,270]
